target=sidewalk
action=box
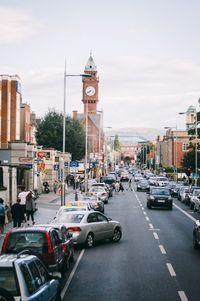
[3,186,75,236]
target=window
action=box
[29,261,42,289]
[21,264,35,294]
[183,143,189,151]
[36,259,49,284]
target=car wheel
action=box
[111,227,122,242]
[169,204,173,210]
[193,236,199,250]
[85,233,94,248]
[0,288,15,301]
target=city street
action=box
[60,185,200,301]
[1,185,200,301]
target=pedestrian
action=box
[11,197,25,228]
[119,182,124,192]
[25,192,35,225]
[18,187,28,220]
[126,178,133,191]
[53,180,58,194]
[0,198,5,234]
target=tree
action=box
[36,109,85,160]
[114,135,120,151]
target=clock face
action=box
[85,86,96,96]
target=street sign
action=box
[64,162,68,167]
[70,167,79,173]
[70,161,79,167]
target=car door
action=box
[27,260,52,301]
[96,212,114,239]
[35,259,59,301]
[87,212,102,241]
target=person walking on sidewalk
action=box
[11,198,25,228]
[18,187,28,220]
[0,198,5,234]
[26,192,35,225]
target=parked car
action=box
[0,253,61,301]
[1,225,71,277]
[136,180,150,192]
[190,189,200,210]
[51,210,122,248]
[147,187,173,210]
[193,220,200,249]
[178,186,190,203]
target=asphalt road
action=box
[61,184,200,301]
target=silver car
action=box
[51,210,122,247]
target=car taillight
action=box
[44,232,54,254]
[68,227,81,232]
[1,231,11,253]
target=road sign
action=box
[70,161,79,167]
[70,167,79,173]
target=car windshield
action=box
[54,213,84,223]
[0,268,19,295]
[151,188,170,195]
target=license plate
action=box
[158,200,165,203]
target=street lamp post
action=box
[61,65,91,206]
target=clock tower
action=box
[82,54,99,114]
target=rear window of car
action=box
[6,232,46,253]
[0,268,19,295]
[54,213,84,223]
[151,188,170,195]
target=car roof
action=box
[0,254,36,267]
[7,225,55,233]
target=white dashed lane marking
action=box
[166,263,176,277]
[153,232,159,240]
[178,291,189,301]
[145,216,150,221]
[149,223,154,229]
[159,244,167,254]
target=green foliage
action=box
[35,109,85,160]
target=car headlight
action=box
[150,196,155,200]
[138,185,141,188]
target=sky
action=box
[1,0,200,131]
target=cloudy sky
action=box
[1,0,200,131]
